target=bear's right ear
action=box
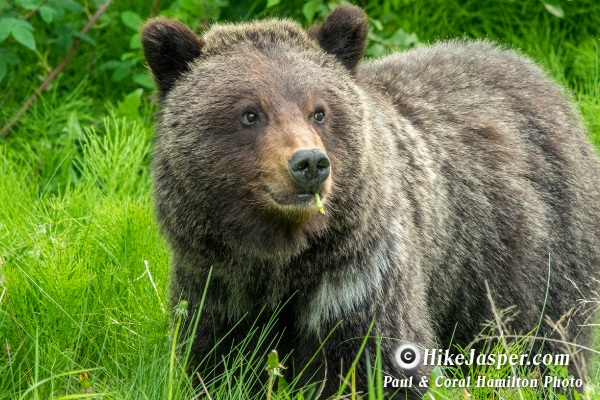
[308,6,369,73]
[141,18,203,100]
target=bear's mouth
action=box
[264,186,324,209]
[270,192,318,206]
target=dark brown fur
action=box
[142,6,600,398]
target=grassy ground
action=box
[1,0,599,398]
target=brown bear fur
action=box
[141,6,600,398]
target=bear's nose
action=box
[288,149,330,192]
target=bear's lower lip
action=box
[265,188,320,208]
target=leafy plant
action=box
[541,0,565,18]
[0,0,88,82]
[99,10,154,89]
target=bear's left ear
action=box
[141,18,203,100]
[308,6,369,73]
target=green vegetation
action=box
[1,0,599,398]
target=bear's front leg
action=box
[303,299,435,399]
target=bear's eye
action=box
[241,111,258,126]
[313,110,325,123]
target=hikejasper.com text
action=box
[423,348,570,370]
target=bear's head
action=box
[142,6,370,260]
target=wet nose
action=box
[288,149,330,192]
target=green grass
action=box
[1,0,600,398]
[0,116,174,398]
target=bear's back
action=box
[358,41,578,140]
[358,40,600,344]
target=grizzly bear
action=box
[141,5,600,398]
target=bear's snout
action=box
[288,149,330,193]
